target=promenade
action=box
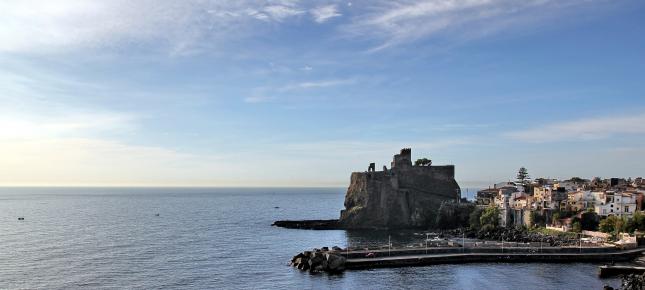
[341,247,645,270]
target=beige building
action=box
[533,185,568,210]
[566,190,599,212]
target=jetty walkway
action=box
[339,247,645,270]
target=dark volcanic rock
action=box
[621,273,645,290]
[272,219,341,230]
[339,148,461,229]
[290,249,346,273]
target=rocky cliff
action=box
[339,149,461,229]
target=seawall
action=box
[344,248,645,270]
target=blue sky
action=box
[1,0,644,187]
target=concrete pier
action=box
[339,247,645,270]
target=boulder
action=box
[291,253,305,265]
[308,252,325,272]
[291,250,347,273]
[325,253,346,272]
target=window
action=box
[625,206,629,212]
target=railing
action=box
[340,235,614,259]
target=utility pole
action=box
[389,235,391,257]
[347,241,349,259]
[425,233,428,255]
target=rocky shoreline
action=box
[618,273,645,290]
[290,247,347,273]
[443,227,584,247]
[272,219,342,230]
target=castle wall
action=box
[341,156,461,229]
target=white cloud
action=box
[244,95,274,103]
[0,0,611,54]
[244,78,356,103]
[281,79,355,90]
[0,0,307,54]
[343,0,599,51]
[504,113,645,143]
[310,4,342,23]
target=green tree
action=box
[599,216,618,233]
[480,206,500,227]
[414,158,432,166]
[435,204,454,229]
[570,177,585,184]
[531,211,545,227]
[516,167,529,183]
[580,211,599,231]
[469,207,484,230]
[436,201,475,229]
[634,211,645,232]
[551,212,561,225]
[614,217,627,236]
[572,221,582,233]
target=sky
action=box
[0,0,644,187]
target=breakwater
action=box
[272,219,341,230]
[291,246,644,272]
[345,248,644,270]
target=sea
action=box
[0,187,622,289]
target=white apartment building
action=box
[594,191,637,217]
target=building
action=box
[533,185,568,210]
[495,191,532,227]
[566,190,598,212]
[476,188,498,206]
[554,181,580,192]
[594,191,638,217]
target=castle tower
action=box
[391,148,412,168]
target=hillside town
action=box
[476,168,645,235]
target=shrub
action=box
[480,206,500,228]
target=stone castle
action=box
[339,148,461,229]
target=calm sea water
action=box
[0,187,621,289]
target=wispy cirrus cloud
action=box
[248,3,305,22]
[310,4,342,23]
[343,0,602,51]
[0,0,612,54]
[281,79,355,91]
[244,78,356,103]
[0,0,311,54]
[504,113,645,143]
